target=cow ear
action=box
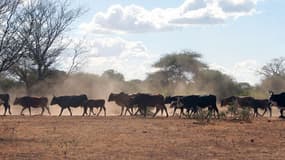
[268,90,273,95]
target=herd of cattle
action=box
[0,91,285,118]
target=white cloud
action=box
[80,0,262,34]
[209,59,262,85]
[75,37,159,80]
[60,36,263,84]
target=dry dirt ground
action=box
[0,116,285,160]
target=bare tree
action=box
[0,0,24,73]
[259,57,285,78]
[17,0,83,80]
[9,56,37,93]
[66,40,88,76]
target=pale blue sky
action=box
[69,0,285,85]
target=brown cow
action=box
[108,92,134,116]
[14,96,50,116]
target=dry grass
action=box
[0,116,284,160]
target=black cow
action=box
[14,96,50,116]
[83,99,106,116]
[221,96,272,117]
[221,96,236,107]
[130,93,169,117]
[50,94,88,116]
[108,92,134,116]
[180,95,219,118]
[0,94,11,115]
[251,99,272,117]
[165,96,185,117]
[269,91,285,118]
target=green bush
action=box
[226,104,238,117]
[238,107,252,122]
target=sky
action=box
[66,0,285,85]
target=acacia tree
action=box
[259,57,285,78]
[0,0,24,73]
[102,69,125,81]
[153,50,208,83]
[16,0,82,81]
[146,50,208,94]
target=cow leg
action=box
[279,109,284,118]
[253,107,258,117]
[190,107,196,118]
[97,107,103,116]
[213,105,219,119]
[20,107,26,116]
[179,108,184,118]
[125,106,133,116]
[88,108,92,116]
[68,107,72,116]
[127,107,133,116]
[8,104,11,115]
[82,106,87,116]
[163,105,168,117]
[58,108,64,116]
[103,106,106,117]
[40,107,45,115]
[124,107,129,116]
[160,106,164,116]
[3,104,7,116]
[143,106,147,117]
[28,107,32,116]
[206,108,211,118]
[268,107,272,118]
[153,107,160,117]
[172,107,177,116]
[260,108,267,117]
[120,106,124,116]
[89,107,92,116]
[134,107,140,116]
[45,106,51,115]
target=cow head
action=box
[50,96,57,105]
[269,91,278,106]
[13,97,20,105]
[220,96,236,107]
[108,93,115,102]
[164,96,172,104]
[169,102,177,108]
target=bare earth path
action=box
[0,116,285,160]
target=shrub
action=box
[238,107,252,122]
